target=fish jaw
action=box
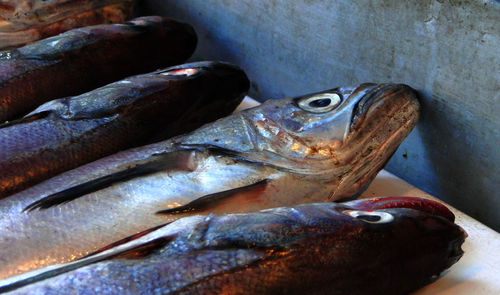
[330,84,420,199]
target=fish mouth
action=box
[346,197,456,222]
[350,83,419,130]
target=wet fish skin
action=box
[0,1,134,30]
[1,197,466,295]
[0,61,250,199]
[0,15,197,122]
[0,1,135,49]
[0,83,419,279]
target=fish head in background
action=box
[26,61,249,138]
[179,83,419,200]
[0,0,136,49]
[155,61,251,133]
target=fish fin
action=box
[110,236,174,260]
[156,179,270,215]
[0,111,52,129]
[23,150,195,212]
[82,223,170,258]
[0,233,175,293]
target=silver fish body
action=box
[0,197,466,294]
[0,83,420,279]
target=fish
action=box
[0,15,197,122]
[0,61,250,199]
[0,0,135,49]
[0,83,420,279]
[0,197,467,295]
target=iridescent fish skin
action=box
[0,15,197,122]
[0,61,250,198]
[0,197,466,295]
[0,83,419,279]
[0,0,135,49]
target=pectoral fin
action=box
[156,179,270,215]
[0,233,175,293]
[0,111,51,129]
[24,150,195,212]
[83,223,169,258]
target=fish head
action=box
[0,0,135,31]
[177,83,418,199]
[207,197,465,258]
[194,197,465,294]
[25,61,248,122]
[301,198,465,293]
[159,61,250,110]
[243,83,419,198]
[310,197,466,292]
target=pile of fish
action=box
[0,61,250,197]
[0,6,466,295]
[0,15,197,122]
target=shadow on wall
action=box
[386,88,499,230]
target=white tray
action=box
[238,97,500,295]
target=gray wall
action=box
[140,0,500,231]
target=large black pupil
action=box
[308,98,331,108]
[356,215,381,222]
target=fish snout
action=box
[350,83,420,131]
[345,197,455,222]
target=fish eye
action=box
[161,68,198,76]
[297,93,342,113]
[343,210,394,224]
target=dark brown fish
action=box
[0,15,197,122]
[0,197,466,295]
[0,0,136,49]
[0,61,250,199]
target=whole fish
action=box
[0,15,197,122]
[0,61,250,198]
[0,83,420,279]
[0,0,135,49]
[0,197,466,295]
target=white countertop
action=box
[238,97,500,294]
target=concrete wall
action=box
[140,0,500,230]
